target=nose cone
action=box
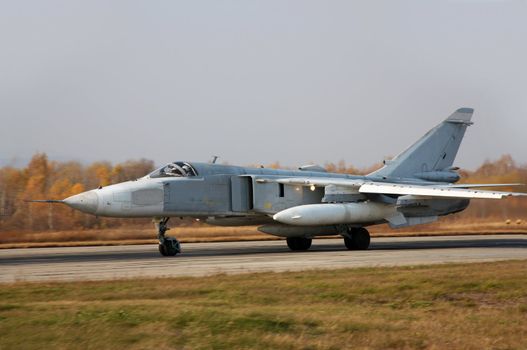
[64,190,99,214]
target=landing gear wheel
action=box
[162,237,181,256]
[286,237,312,251]
[344,227,370,250]
[158,244,168,256]
[155,217,181,257]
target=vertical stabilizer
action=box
[369,108,474,180]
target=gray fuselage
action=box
[73,162,468,228]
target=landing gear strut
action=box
[156,217,181,256]
[344,227,370,250]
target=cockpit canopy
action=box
[148,162,198,178]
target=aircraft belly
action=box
[258,224,342,238]
[206,216,274,226]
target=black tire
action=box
[343,236,354,250]
[164,244,178,256]
[165,237,180,256]
[286,237,312,251]
[344,227,370,250]
[158,244,168,256]
[159,239,180,257]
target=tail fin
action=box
[369,108,474,180]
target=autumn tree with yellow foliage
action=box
[0,153,154,232]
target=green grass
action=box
[1,260,527,349]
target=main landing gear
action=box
[343,227,370,250]
[156,217,181,257]
[285,227,370,252]
[286,237,312,251]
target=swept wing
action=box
[262,177,526,200]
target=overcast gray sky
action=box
[1,0,526,170]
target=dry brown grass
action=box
[1,260,527,349]
[0,225,274,248]
[369,220,527,236]
[2,220,527,249]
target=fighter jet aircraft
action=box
[31,108,526,256]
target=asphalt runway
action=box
[1,234,527,283]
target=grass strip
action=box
[1,260,527,349]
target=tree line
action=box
[0,153,525,232]
[0,153,154,231]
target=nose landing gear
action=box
[156,217,181,256]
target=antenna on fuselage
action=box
[209,155,219,164]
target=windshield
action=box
[148,162,198,178]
